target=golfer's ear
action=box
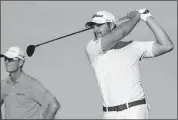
[110,22,116,30]
[19,59,25,67]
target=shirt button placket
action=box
[11,86,15,95]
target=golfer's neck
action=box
[10,69,22,83]
[94,37,102,43]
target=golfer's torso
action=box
[1,74,44,119]
[90,40,145,107]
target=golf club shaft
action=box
[36,16,128,47]
[36,27,92,47]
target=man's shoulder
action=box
[22,73,45,89]
[22,72,39,84]
[85,38,104,62]
[86,38,103,52]
[85,38,96,54]
[86,39,94,48]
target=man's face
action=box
[4,57,20,72]
[92,22,111,39]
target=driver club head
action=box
[26,45,36,57]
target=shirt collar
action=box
[7,71,25,84]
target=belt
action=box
[103,98,146,112]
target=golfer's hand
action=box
[127,10,140,20]
[137,8,152,22]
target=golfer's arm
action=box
[101,15,140,52]
[45,97,60,119]
[146,17,174,56]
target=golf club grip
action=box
[36,27,92,47]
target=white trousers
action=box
[103,104,150,119]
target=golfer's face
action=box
[92,23,110,38]
[4,57,20,72]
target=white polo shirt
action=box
[85,38,155,107]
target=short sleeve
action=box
[31,81,54,108]
[85,38,104,62]
[135,41,155,60]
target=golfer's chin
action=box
[95,34,103,39]
[6,69,12,72]
[5,67,16,73]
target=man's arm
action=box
[1,80,5,119]
[31,80,60,119]
[0,100,3,119]
[145,16,174,57]
[44,97,60,119]
[101,11,140,52]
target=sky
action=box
[1,1,177,119]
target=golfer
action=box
[0,46,60,119]
[85,9,174,119]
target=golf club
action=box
[26,16,128,57]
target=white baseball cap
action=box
[85,11,116,28]
[0,46,25,60]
